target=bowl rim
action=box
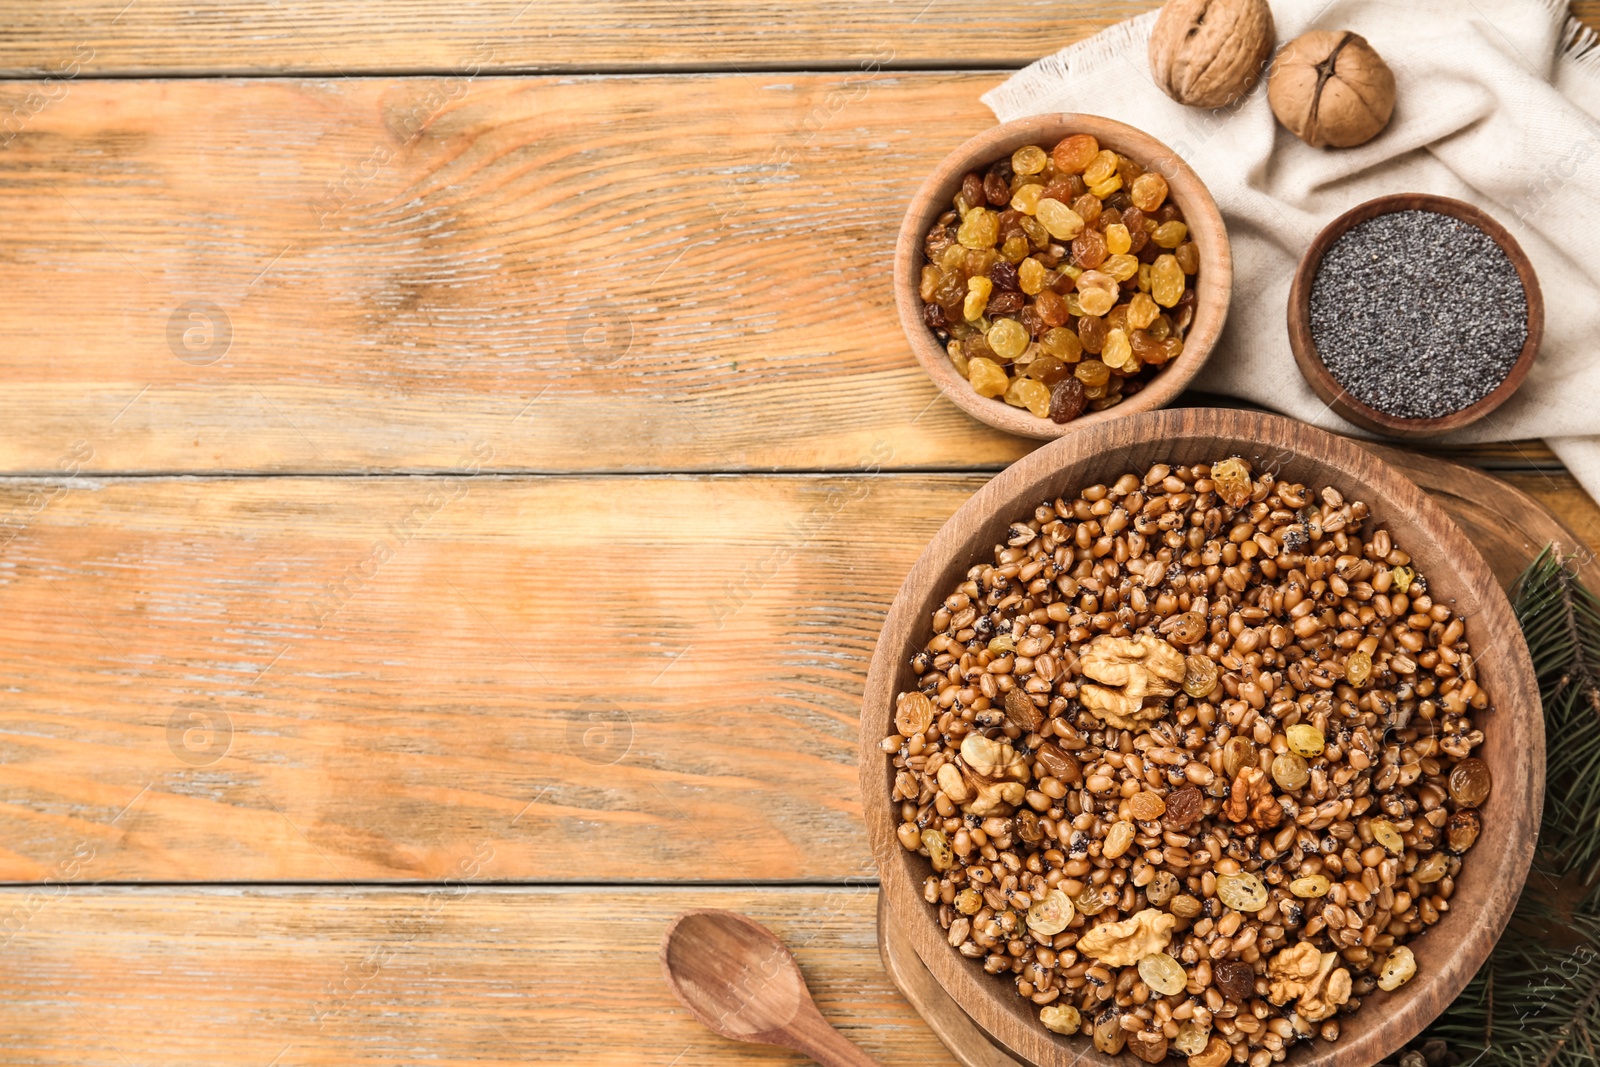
[1286,193,1544,440]
[859,407,1543,1067]
[894,114,1234,441]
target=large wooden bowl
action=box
[859,408,1542,1067]
[894,115,1232,441]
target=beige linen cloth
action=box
[983,0,1600,503]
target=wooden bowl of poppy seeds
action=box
[1287,194,1542,440]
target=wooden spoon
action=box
[660,908,881,1066]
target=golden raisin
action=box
[1370,818,1404,853]
[1345,650,1373,687]
[1221,736,1256,779]
[987,318,1029,361]
[1183,653,1219,698]
[894,691,935,737]
[1041,327,1082,362]
[1012,145,1048,176]
[1075,359,1111,388]
[1448,758,1493,806]
[1102,328,1134,371]
[1286,724,1325,757]
[1289,874,1331,898]
[967,357,1009,398]
[1051,134,1099,174]
[1005,377,1052,418]
[1083,149,1119,186]
[1103,820,1137,859]
[1036,198,1085,241]
[1211,457,1254,508]
[1152,220,1188,248]
[1105,223,1132,255]
[1027,888,1075,935]
[1379,947,1417,991]
[1216,871,1268,912]
[1130,791,1167,821]
[1018,256,1046,295]
[1151,253,1185,307]
[1271,753,1310,790]
[1139,952,1187,996]
[1129,172,1169,212]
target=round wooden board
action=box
[874,438,1597,1067]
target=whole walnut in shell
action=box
[1148,0,1276,109]
[1268,30,1396,147]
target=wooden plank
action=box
[0,884,956,1066]
[1,463,1593,886]
[0,73,1032,475]
[0,473,982,883]
[0,1,1161,77]
[7,1,1600,75]
[0,75,1577,478]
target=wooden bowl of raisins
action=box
[895,115,1232,440]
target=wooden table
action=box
[3,4,1599,1064]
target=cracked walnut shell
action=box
[1148,0,1276,109]
[1076,908,1176,967]
[1268,30,1396,148]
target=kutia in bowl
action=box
[895,115,1232,440]
[859,409,1541,1067]
[1288,194,1543,440]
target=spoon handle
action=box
[784,1017,883,1067]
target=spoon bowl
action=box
[660,909,880,1067]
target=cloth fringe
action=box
[1562,14,1600,70]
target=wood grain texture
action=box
[0,75,1576,478]
[0,885,954,1066]
[859,410,1543,1067]
[0,1,1161,76]
[8,1,1600,75]
[0,73,1030,475]
[0,452,1589,884]
[0,472,982,882]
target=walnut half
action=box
[1076,908,1177,968]
[1267,941,1352,1022]
[1077,633,1186,730]
[1223,766,1282,828]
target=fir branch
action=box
[1513,549,1600,885]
